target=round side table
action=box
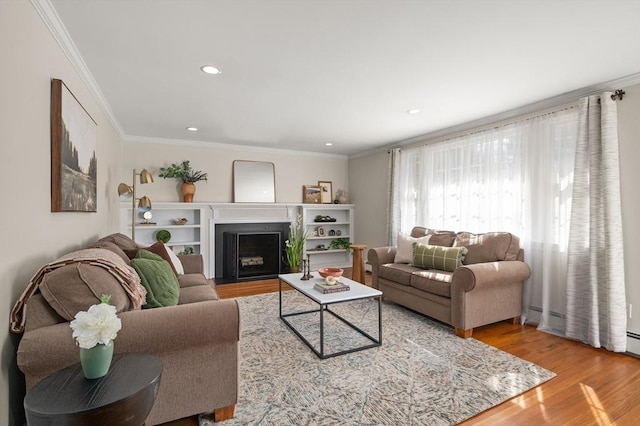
[24,353,162,426]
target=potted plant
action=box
[328,238,352,251]
[158,160,208,202]
[284,214,308,272]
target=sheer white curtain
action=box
[390,107,580,335]
[565,94,626,352]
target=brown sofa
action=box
[368,227,530,338]
[12,233,239,425]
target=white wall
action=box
[122,140,349,204]
[350,83,640,352]
[0,2,123,424]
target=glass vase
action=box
[79,341,114,379]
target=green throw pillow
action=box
[130,249,180,308]
[413,243,468,272]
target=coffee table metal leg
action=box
[378,296,382,345]
[320,305,324,358]
[279,278,282,318]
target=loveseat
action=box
[11,233,239,425]
[368,227,530,338]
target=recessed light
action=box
[325,142,333,146]
[186,127,198,132]
[407,109,421,114]
[200,65,221,75]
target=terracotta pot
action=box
[181,182,196,202]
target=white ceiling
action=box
[46,0,640,156]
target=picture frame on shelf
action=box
[318,181,333,204]
[303,185,322,204]
[51,79,98,212]
[317,226,326,237]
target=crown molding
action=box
[390,72,640,151]
[123,135,349,160]
[30,0,125,138]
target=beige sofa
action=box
[368,227,530,338]
[12,233,239,425]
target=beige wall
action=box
[0,2,123,424]
[349,150,389,251]
[122,140,349,204]
[350,83,640,349]
[617,84,640,343]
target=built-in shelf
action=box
[121,202,355,278]
[302,204,354,270]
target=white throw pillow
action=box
[164,244,185,275]
[394,232,431,264]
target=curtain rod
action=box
[611,89,625,100]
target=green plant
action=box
[284,214,308,269]
[178,247,195,255]
[159,160,208,183]
[328,238,351,251]
[155,230,171,243]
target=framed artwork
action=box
[318,180,333,204]
[302,185,322,204]
[317,226,326,237]
[51,79,98,212]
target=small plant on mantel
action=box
[158,160,208,183]
[159,160,207,202]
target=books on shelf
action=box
[314,281,350,294]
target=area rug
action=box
[200,290,555,425]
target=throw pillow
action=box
[88,240,131,264]
[124,242,180,277]
[95,233,139,251]
[164,244,184,275]
[454,232,520,264]
[130,250,180,308]
[394,232,431,264]
[412,243,468,272]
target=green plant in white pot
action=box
[158,160,207,202]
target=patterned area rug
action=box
[200,290,555,425]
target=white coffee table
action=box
[278,272,382,359]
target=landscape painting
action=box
[51,79,97,212]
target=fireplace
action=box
[223,232,281,280]
[214,222,290,282]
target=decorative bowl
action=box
[318,268,344,278]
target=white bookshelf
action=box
[301,204,354,270]
[120,202,210,271]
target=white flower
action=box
[70,299,122,349]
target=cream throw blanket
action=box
[10,248,147,334]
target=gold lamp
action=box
[118,168,154,240]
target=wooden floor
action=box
[164,271,640,426]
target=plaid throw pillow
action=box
[413,243,468,272]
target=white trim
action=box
[124,135,349,159]
[31,0,125,139]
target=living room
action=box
[2,1,640,425]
